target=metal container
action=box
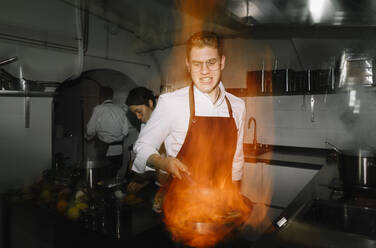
[338,149,376,189]
[338,50,375,89]
[78,160,112,189]
[189,196,253,235]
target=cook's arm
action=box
[122,116,129,137]
[133,95,188,177]
[232,100,246,186]
[147,154,189,179]
[86,106,98,140]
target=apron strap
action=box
[225,96,233,118]
[189,84,196,119]
[189,84,234,119]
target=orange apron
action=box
[163,84,238,214]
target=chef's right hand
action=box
[164,157,189,180]
[147,154,189,180]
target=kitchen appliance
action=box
[299,197,376,243]
[297,177,376,240]
[273,175,376,248]
[338,149,376,189]
[78,160,113,190]
[326,142,376,189]
[330,149,376,190]
[338,50,375,89]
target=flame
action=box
[163,177,251,248]
[242,162,274,230]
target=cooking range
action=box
[252,150,376,248]
[265,179,376,248]
[299,178,376,239]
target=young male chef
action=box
[133,31,245,201]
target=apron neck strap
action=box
[225,96,233,117]
[189,84,233,118]
[189,84,196,117]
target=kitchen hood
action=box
[60,0,376,52]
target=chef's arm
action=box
[232,101,246,182]
[133,95,178,174]
[233,180,241,191]
[85,107,98,140]
[146,154,189,180]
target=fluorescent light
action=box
[349,90,356,107]
[309,0,326,23]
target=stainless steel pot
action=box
[338,149,376,189]
[78,160,112,189]
[327,142,376,188]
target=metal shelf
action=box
[0,90,56,97]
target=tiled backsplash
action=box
[242,94,370,149]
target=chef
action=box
[133,31,245,208]
[124,87,157,193]
[86,86,128,177]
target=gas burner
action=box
[328,178,376,205]
[299,198,376,239]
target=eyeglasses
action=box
[190,58,221,72]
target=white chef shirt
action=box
[86,100,129,156]
[133,82,245,181]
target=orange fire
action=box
[163,175,251,248]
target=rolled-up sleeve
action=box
[133,95,171,173]
[86,107,98,140]
[232,101,245,181]
[122,118,129,137]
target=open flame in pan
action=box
[163,178,251,248]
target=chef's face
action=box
[129,100,154,123]
[186,46,225,97]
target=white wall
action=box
[0,96,53,192]
[0,0,161,93]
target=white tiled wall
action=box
[243,93,375,149]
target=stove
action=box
[300,199,376,238]
[297,178,376,240]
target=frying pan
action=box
[189,195,253,235]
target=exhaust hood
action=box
[61,0,376,52]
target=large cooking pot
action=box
[78,160,114,189]
[338,149,376,189]
[328,142,376,189]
